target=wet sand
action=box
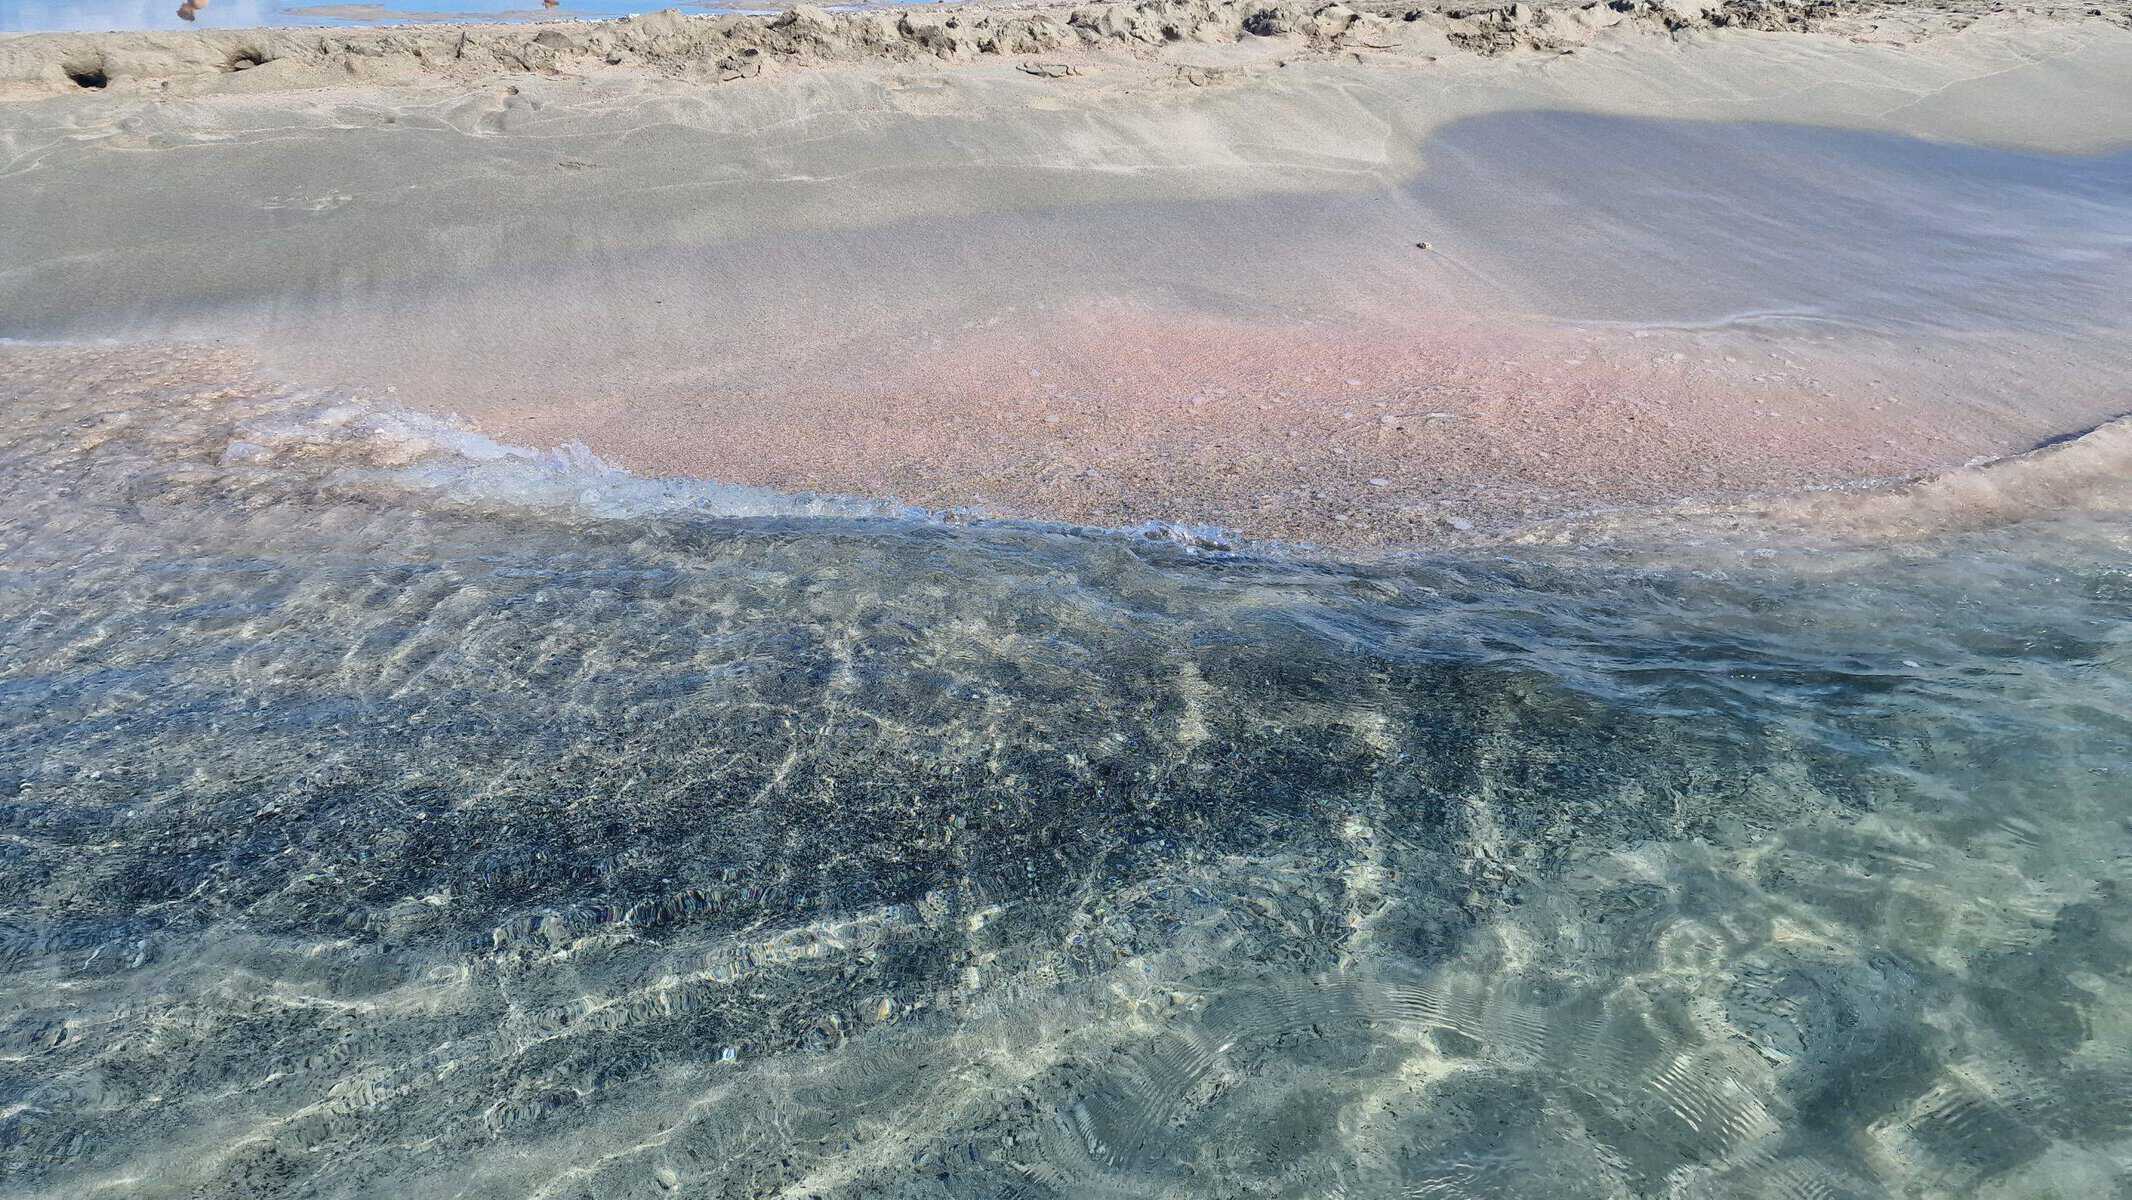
[3,1,2130,546]
[11,334,2132,1200]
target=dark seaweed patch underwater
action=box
[3,344,2130,1198]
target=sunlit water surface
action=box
[3,343,2129,1198]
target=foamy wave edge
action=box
[222,396,1247,553]
[226,399,924,522]
[1513,415,2132,552]
[222,389,2129,559]
[1789,415,2132,538]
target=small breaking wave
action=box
[216,381,2132,569]
[222,398,930,523]
[1786,414,2132,537]
[218,391,1269,557]
[1515,415,2132,554]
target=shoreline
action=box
[4,1,2130,551]
[8,335,2126,560]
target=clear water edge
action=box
[2,338,2130,1198]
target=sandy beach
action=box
[14,10,2132,1197]
[4,0,2130,546]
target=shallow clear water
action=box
[3,342,2131,1198]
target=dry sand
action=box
[4,0,2130,547]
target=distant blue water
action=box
[0,0,782,34]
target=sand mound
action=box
[3,0,2083,98]
[4,1,2128,548]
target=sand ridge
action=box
[5,0,2125,99]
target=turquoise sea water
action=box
[3,341,2129,1197]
